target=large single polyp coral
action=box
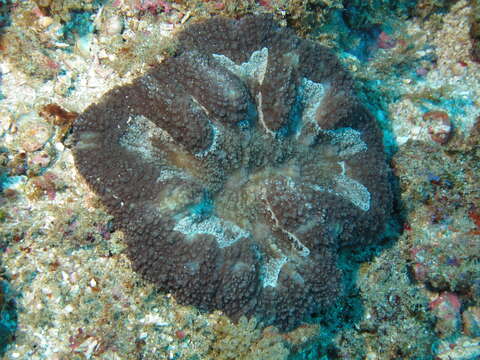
[72,15,393,330]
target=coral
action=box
[72,15,393,330]
[0,273,17,356]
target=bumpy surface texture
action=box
[72,15,392,330]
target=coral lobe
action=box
[72,15,392,330]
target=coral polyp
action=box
[72,15,392,330]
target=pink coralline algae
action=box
[72,15,393,330]
[430,293,462,337]
[133,0,171,14]
[377,31,397,49]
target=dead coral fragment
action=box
[39,103,78,142]
[72,15,392,331]
[39,103,78,126]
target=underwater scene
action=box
[0,0,479,359]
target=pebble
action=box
[27,150,51,169]
[423,110,453,144]
[37,16,54,28]
[17,112,52,152]
[451,62,467,76]
[103,15,123,36]
[75,34,93,58]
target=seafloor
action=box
[0,0,479,359]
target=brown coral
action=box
[72,15,392,330]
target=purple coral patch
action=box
[72,15,393,330]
